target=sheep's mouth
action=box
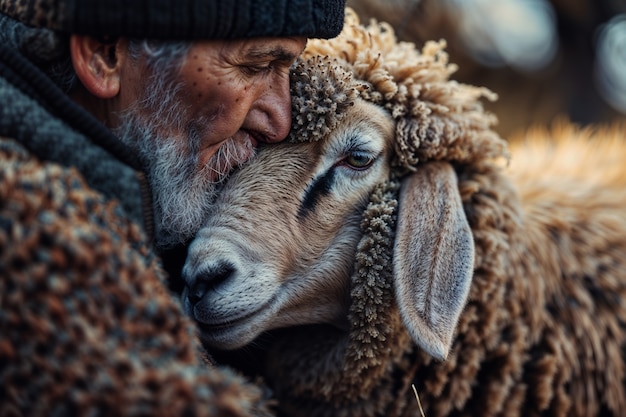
[196,312,256,332]
[196,318,253,348]
[192,303,273,349]
[196,319,258,350]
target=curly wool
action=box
[299,8,505,170]
[256,8,626,417]
[288,56,363,144]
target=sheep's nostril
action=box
[187,281,208,307]
[187,262,235,306]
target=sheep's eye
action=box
[342,151,376,170]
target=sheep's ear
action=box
[393,161,474,361]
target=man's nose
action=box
[261,78,293,143]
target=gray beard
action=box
[114,76,255,250]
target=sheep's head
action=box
[182,9,507,360]
[182,57,396,350]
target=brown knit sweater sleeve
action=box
[0,138,273,417]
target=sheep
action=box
[181,9,626,417]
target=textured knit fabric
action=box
[0,138,273,416]
[0,0,346,40]
[0,43,145,225]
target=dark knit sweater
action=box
[0,42,149,227]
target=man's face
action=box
[177,37,307,176]
[116,36,306,248]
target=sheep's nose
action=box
[187,262,235,306]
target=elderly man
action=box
[0,0,345,415]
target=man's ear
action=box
[70,35,122,99]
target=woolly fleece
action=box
[248,9,626,417]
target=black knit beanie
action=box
[0,0,346,40]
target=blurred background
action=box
[347,0,626,138]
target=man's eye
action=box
[341,152,376,170]
[243,65,272,75]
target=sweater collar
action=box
[0,43,155,240]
